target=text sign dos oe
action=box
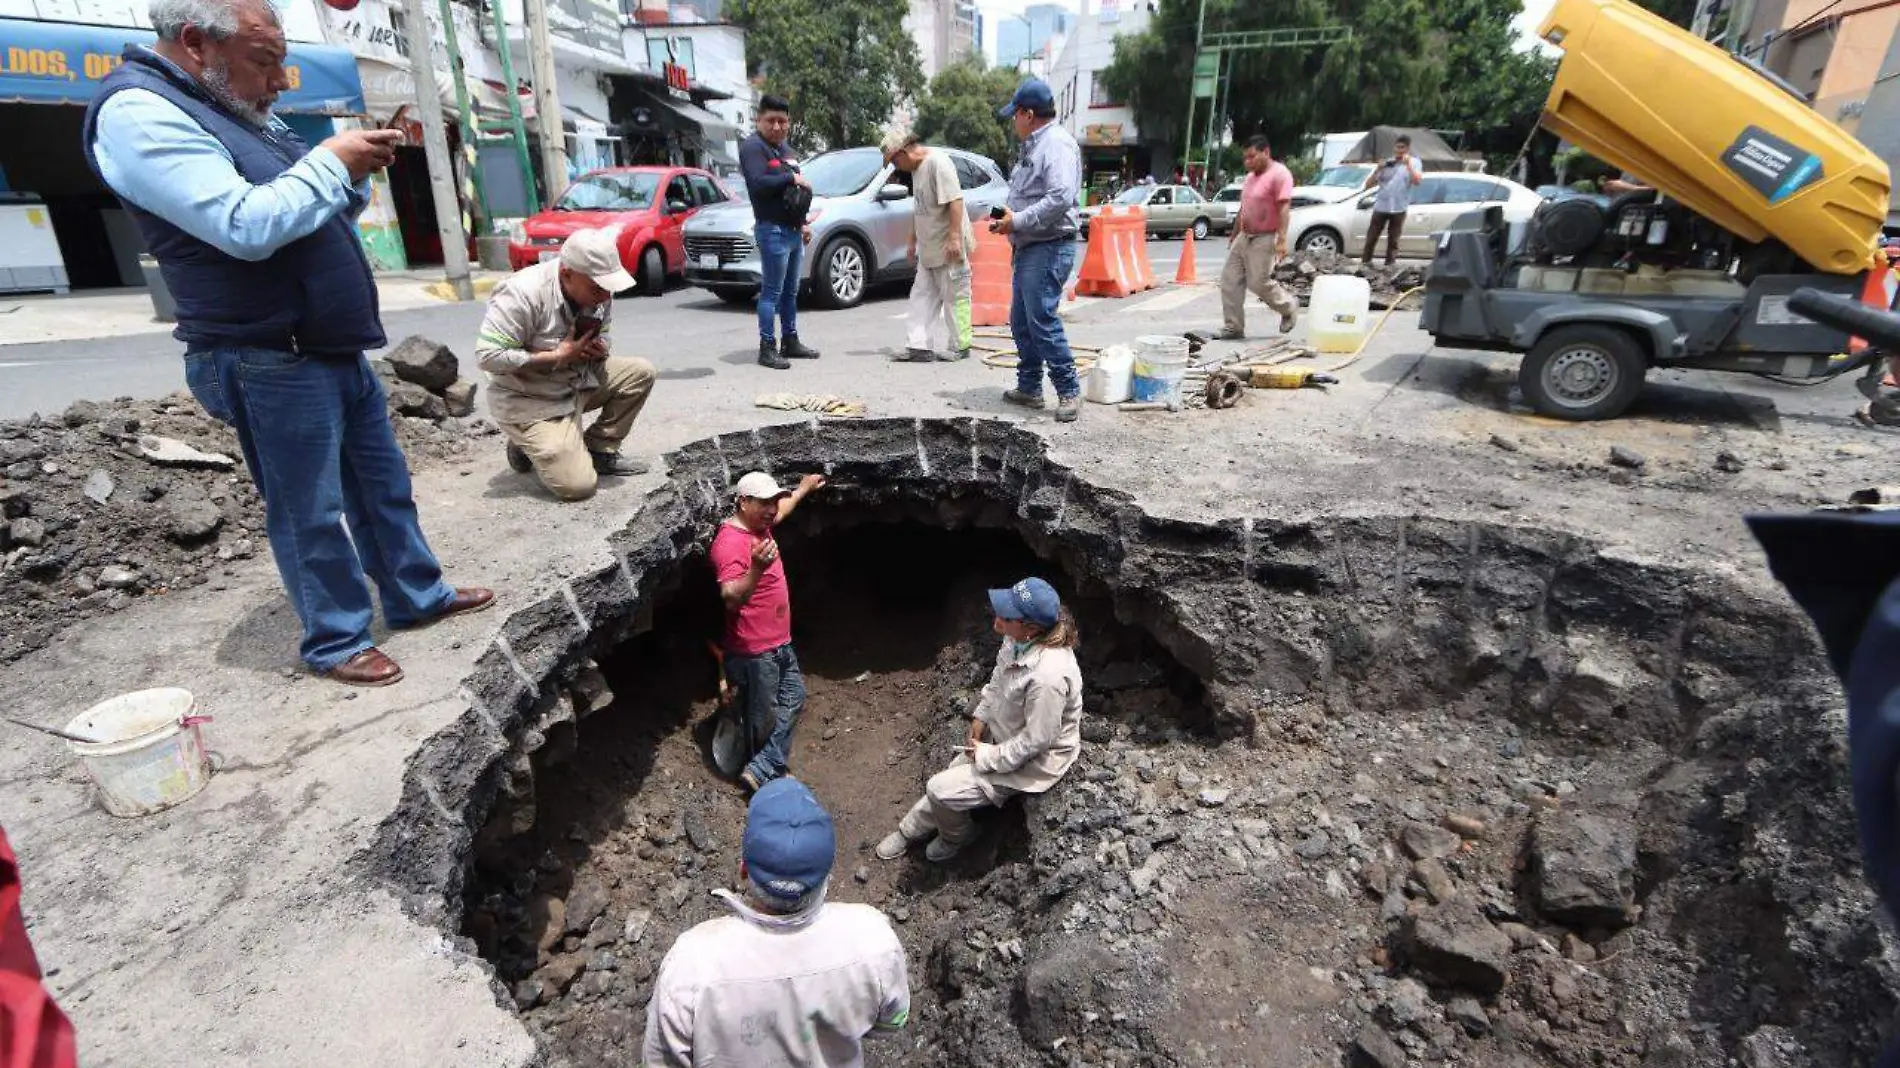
[0,44,303,91]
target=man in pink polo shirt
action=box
[711,470,826,791]
[1218,135,1299,341]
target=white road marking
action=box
[1119,287,1206,315]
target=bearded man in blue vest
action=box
[83,0,492,687]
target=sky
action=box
[974,0,1561,62]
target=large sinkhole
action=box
[371,419,1898,1068]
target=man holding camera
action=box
[1359,134,1423,266]
[741,95,820,371]
[476,227,657,502]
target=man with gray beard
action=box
[82,0,493,687]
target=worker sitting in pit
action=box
[876,578,1084,863]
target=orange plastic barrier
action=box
[970,224,1014,327]
[1175,228,1199,284]
[1075,206,1157,298]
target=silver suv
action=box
[682,145,1009,310]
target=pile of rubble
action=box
[0,336,490,664]
[1275,250,1427,308]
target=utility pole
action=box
[524,0,569,206]
[1181,0,1208,181]
[399,0,474,299]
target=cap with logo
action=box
[734,471,791,500]
[742,777,836,905]
[558,227,635,293]
[997,77,1056,120]
[987,576,1061,628]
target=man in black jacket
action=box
[739,95,820,370]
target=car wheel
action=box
[1191,217,1210,240]
[814,236,868,309]
[636,245,665,296]
[712,287,757,306]
[1296,227,1343,256]
[1519,325,1648,421]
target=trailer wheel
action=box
[1519,325,1648,421]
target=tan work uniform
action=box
[475,260,655,500]
[898,639,1084,846]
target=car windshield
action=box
[1113,187,1150,205]
[556,173,659,211]
[1314,165,1371,188]
[1215,187,1241,202]
[802,149,887,198]
[721,179,749,202]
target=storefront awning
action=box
[646,93,739,144]
[0,19,363,114]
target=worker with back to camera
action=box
[876,577,1084,863]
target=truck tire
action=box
[1519,325,1648,421]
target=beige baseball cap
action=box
[559,227,635,292]
[734,471,790,500]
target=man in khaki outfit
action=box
[883,131,974,363]
[476,227,656,501]
[1217,136,1299,341]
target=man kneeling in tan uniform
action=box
[476,227,656,501]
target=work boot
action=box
[925,837,965,863]
[505,444,533,473]
[897,347,936,362]
[1055,395,1080,423]
[591,451,651,477]
[782,334,821,360]
[1215,328,1245,341]
[942,348,971,362]
[758,339,791,370]
[875,831,913,861]
[1003,388,1045,409]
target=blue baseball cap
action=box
[988,577,1062,628]
[998,77,1056,120]
[742,777,836,904]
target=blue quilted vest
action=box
[81,48,384,355]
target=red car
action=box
[506,165,734,294]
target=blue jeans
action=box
[724,642,805,784]
[184,347,456,671]
[1010,239,1079,398]
[754,222,804,342]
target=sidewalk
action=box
[0,269,505,348]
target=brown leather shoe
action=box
[327,648,403,687]
[438,587,496,619]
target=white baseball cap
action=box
[734,471,790,500]
[559,227,635,292]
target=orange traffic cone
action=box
[1175,228,1199,284]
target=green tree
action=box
[1102,0,1548,166]
[912,60,1022,165]
[728,0,924,153]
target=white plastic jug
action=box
[1085,345,1135,404]
[1309,274,1372,353]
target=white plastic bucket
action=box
[63,688,212,818]
[1130,335,1191,405]
[1310,274,1372,353]
[1085,344,1135,405]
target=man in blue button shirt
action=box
[991,78,1083,423]
[82,0,492,687]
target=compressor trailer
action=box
[1419,0,1894,420]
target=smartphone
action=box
[572,314,604,343]
[989,206,1006,220]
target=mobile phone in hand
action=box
[990,206,1006,220]
[572,314,604,343]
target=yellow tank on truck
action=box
[1537,0,1889,275]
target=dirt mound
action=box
[0,356,493,664]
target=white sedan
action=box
[1285,174,1544,259]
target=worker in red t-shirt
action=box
[710,470,827,791]
[0,827,78,1068]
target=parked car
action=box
[681,145,1009,309]
[506,166,734,293]
[1079,183,1218,240]
[1289,163,1375,210]
[1284,173,1544,259]
[1211,182,1241,235]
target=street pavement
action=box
[0,240,1218,421]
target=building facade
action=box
[1045,0,1151,199]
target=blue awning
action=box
[0,19,364,115]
